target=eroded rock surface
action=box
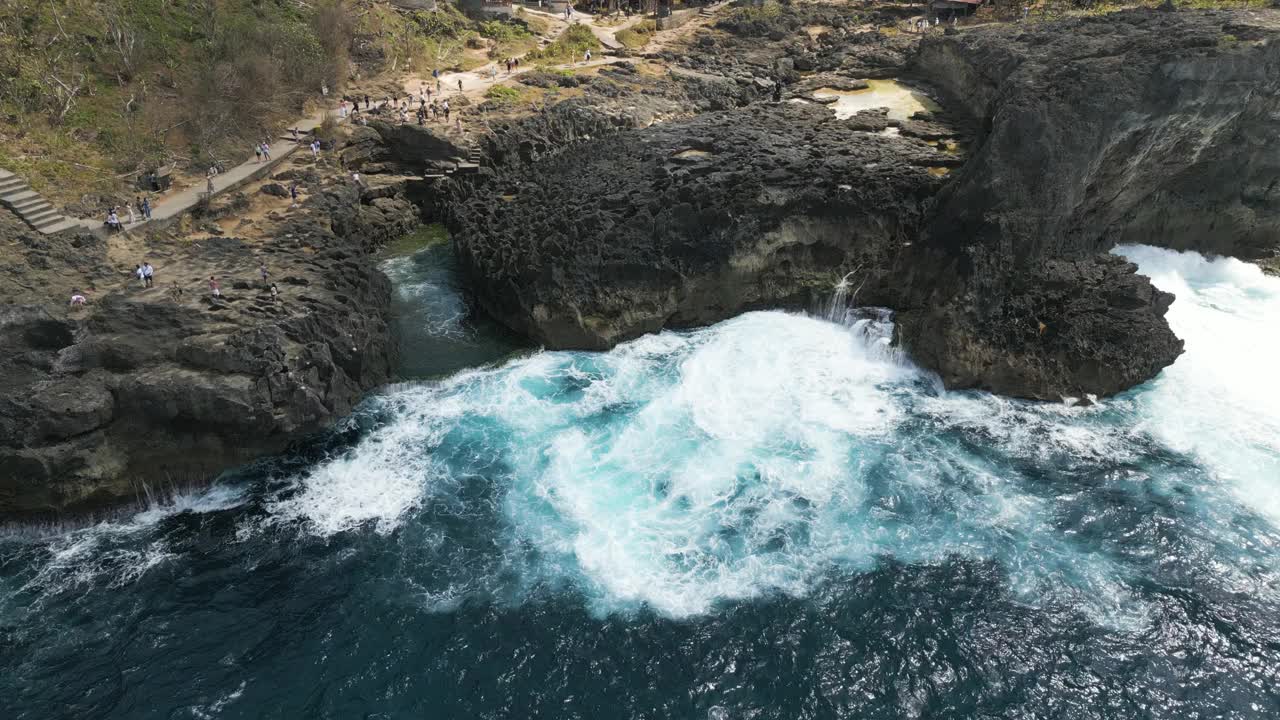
[916,9,1280,260]
[448,9,1280,401]
[0,176,419,518]
[449,102,951,349]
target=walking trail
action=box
[89,4,728,234]
[400,5,727,121]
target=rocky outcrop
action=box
[474,70,763,177]
[915,9,1280,261]
[447,10,1274,401]
[669,3,917,82]
[895,8,1280,397]
[448,102,952,349]
[0,177,419,519]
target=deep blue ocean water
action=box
[2,245,1279,719]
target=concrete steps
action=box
[0,169,78,234]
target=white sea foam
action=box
[11,246,1276,627]
[1117,245,1280,522]
[265,247,1280,622]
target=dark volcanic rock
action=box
[898,8,1280,397]
[450,103,947,349]
[363,121,468,173]
[915,8,1280,261]
[0,177,418,519]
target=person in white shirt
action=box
[142,262,155,288]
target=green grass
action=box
[526,25,602,65]
[615,20,659,50]
[484,85,527,106]
[0,0,354,203]
[725,0,784,24]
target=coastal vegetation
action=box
[527,25,601,64]
[0,0,535,205]
[616,20,659,49]
[0,0,355,204]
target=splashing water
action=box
[260,247,1280,621]
[3,245,1280,718]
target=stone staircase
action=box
[0,170,80,234]
[699,5,713,17]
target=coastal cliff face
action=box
[0,181,419,518]
[898,9,1279,397]
[916,9,1280,261]
[450,102,952,349]
[449,9,1278,401]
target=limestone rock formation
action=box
[0,181,418,518]
[900,8,1280,397]
[915,9,1280,261]
[449,102,952,349]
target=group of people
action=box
[913,15,958,32]
[104,195,153,231]
[133,262,156,288]
[253,139,273,163]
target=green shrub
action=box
[485,85,523,104]
[726,0,783,24]
[526,24,601,64]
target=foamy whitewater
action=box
[4,245,1280,718]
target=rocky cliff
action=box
[915,8,1280,261]
[447,9,1280,401]
[897,8,1279,396]
[0,178,419,519]
[449,102,953,349]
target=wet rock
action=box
[898,8,1280,397]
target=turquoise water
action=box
[381,242,528,379]
[3,245,1280,718]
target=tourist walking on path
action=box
[106,209,121,232]
[458,78,464,93]
[143,262,155,288]
[289,182,299,208]
[255,143,263,163]
[209,276,221,298]
[135,264,146,287]
[127,203,136,224]
[310,139,321,161]
[260,263,269,286]
[261,141,272,162]
[142,197,151,220]
[205,174,215,199]
[443,100,451,122]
